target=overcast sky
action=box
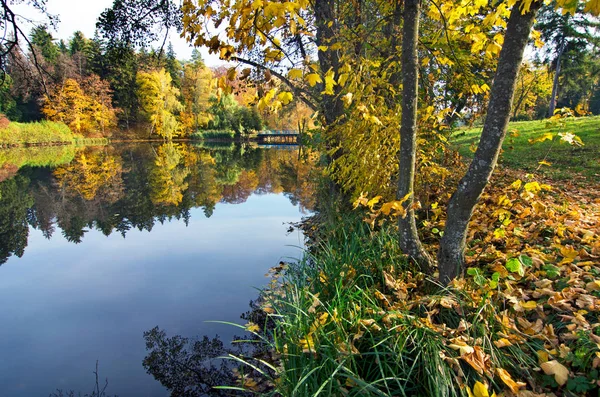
[13,0,223,65]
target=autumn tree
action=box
[136,68,183,139]
[42,75,117,135]
[180,55,214,134]
[512,62,553,119]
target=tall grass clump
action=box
[191,130,236,141]
[242,214,546,397]
[0,120,75,145]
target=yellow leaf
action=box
[528,132,553,144]
[537,350,549,364]
[317,312,329,326]
[586,280,600,292]
[524,181,541,194]
[288,68,303,80]
[584,0,600,15]
[306,73,322,87]
[540,360,569,385]
[245,322,261,333]
[511,179,522,190]
[449,339,474,355]
[277,91,293,105]
[226,67,237,81]
[321,69,336,95]
[496,368,525,393]
[367,195,382,209]
[538,160,552,166]
[359,319,382,332]
[520,300,538,311]
[473,381,489,397]
[559,246,578,264]
[493,338,513,348]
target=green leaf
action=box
[467,268,480,276]
[519,255,533,267]
[474,275,487,286]
[506,258,524,277]
[543,264,560,279]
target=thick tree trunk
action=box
[548,40,565,117]
[438,1,542,284]
[397,0,434,274]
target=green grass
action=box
[250,214,540,397]
[450,115,600,182]
[0,120,77,145]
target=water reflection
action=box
[0,143,315,396]
[0,142,316,264]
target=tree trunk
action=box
[314,0,344,127]
[438,1,542,284]
[548,40,565,117]
[397,0,434,274]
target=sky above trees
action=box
[11,0,221,65]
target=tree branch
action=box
[230,56,318,111]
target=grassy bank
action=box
[0,120,111,147]
[451,115,600,182]
[0,120,75,146]
[244,171,600,396]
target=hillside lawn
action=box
[451,115,600,183]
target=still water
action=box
[0,143,314,396]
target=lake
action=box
[0,142,313,396]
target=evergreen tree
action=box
[30,25,59,63]
[536,3,600,115]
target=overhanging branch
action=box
[230,56,318,111]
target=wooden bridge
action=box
[255,130,299,144]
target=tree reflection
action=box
[53,148,124,202]
[0,143,317,262]
[0,175,33,264]
[143,299,276,396]
[149,143,190,206]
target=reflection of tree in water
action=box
[149,143,191,206]
[143,299,276,396]
[53,148,124,203]
[0,143,318,260]
[0,175,33,264]
[221,170,259,204]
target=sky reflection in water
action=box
[0,144,309,396]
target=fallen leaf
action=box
[496,368,525,393]
[540,360,569,385]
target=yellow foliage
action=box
[42,77,117,135]
[137,68,184,139]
